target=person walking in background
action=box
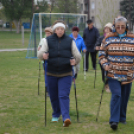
[38,27,53,96]
[99,16,134,130]
[37,20,81,127]
[69,26,86,79]
[95,22,113,92]
[83,19,100,71]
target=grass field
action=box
[0,31,30,49]
[0,32,134,134]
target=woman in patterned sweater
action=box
[99,16,134,130]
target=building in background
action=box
[34,0,51,5]
[0,2,3,9]
[79,0,122,29]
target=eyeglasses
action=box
[115,26,126,30]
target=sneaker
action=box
[63,119,71,127]
[51,117,59,122]
[110,122,118,130]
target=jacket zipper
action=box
[58,39,60,73]
[120,37,122,81]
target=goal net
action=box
[26,13,87,58]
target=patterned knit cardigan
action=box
[99,32,134,84]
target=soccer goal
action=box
[26,13,88,59]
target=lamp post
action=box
[88,0,90,19]
[129,0,131,31]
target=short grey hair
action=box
[115,16,127,24]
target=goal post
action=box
[26,13,88,59]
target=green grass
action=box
[0,31,84,50]
[0,51,134,134]
[0,31,30,49]
[0,31,134,133]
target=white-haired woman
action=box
[37,20,81,127]
[99,16,134,130]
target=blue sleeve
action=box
[81,39,87,51]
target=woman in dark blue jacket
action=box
[37,20,81,127]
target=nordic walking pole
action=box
[94,65,97,89]
[45,85,47,126]
[71,57,79,122]
[96,75,106,122]
[38,61,40,95]
[44,61,47,126]
[84,52,86,81]
[94,53,98,89]
[44,54,48,126]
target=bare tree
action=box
[95,0,119,31]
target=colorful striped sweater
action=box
[99,32,134,84]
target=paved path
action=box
[0,48,28,52]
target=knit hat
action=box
[44,27,53,34]
[104,22,113,30]
[72,26,79,32]
[52,23,66,31]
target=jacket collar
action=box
[70,33,82,39]
[54,33,65,39]
[88,26,94,31]
[118,32,126,38]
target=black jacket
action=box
[83,26,100,52]
[46,33,73,75]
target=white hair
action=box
[115,16,127,24]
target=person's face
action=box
[104,27,111,34]
[55,27,65,38]
[45,31,52,37]
[115,21,126,34]
[72,31,78,38]
[88,23,93,29]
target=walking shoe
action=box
[93,67,96,70]
[110,122,118,130]
[63,119,71,127]
[51,117,59,122]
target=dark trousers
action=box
[108,78,131,123]
[86,51,97,70]
[47,75,72,121]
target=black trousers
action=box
[86,51,97,70]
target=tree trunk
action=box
[14,20,20,33]
[10,22,12,32]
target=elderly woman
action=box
[99,16,134,130]
[95,23,113,92]
[69,26,87,79]
[38,27,53,96]
[37,20,81,127]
